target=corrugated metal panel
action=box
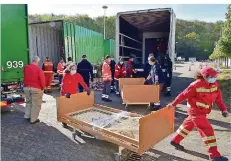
[104,39,116,57]
[29,21,63,68]
[64,23,104,64]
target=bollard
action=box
[189,65,191,71]
[174,65,176,70]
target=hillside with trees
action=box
[29,11,224,60]
[210,4,231,61]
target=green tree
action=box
[210,5,231,59]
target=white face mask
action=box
[120,61,123,65]
[70,70,76,75]
[207,77,216,83]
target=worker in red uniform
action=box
[102,55,112,102]
[57,57,65,86]
[114,57,126,96]
[24,56,45,124]
[42,56,54,93]
[61,63,91,128]
[126,56,136,78]
[61,63,90,97]
[167,67,229,161]
[157,38,167,64]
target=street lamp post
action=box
[102,5,108,39]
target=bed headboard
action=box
[56,92,94,121]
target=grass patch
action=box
[217,70,231,111]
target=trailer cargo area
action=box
[29,21,64,68]
[29,21,104,68]
[116,8,176,66]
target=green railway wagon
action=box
[1,4,28,107]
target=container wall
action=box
[63,23,104,64]
[29,21,63,68]
[104,39,116,57]
[1,4,29,83]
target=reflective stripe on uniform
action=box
[167,87,171,91]
[206,142,217,147]
[154,102,160,106]
[179,125,190,134]
[196,87,218,92]
[177,129,187,137]
[196,102,210,109]
[44,71,53,73]
[203,136,216,141]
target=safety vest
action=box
[57,62,65,75]
[43,61,53,74]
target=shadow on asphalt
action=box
[149,148,209,161]
[1,109,117,161]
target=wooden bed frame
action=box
[119,78,160,108]
[56,92,174,155]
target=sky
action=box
[28,4,229,22]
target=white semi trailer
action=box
[115,8,176,67]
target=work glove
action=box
[222,111,229,118]
[87,89,91,96]
[167,103,174,108]
[65,93,71,98]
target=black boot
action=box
[104,98,112,102]
[62,123,68,128]
[212,156,229,161]
[170,141,185,151]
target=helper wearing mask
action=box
[167,67,229,161]
[145,56,164,111]
[114,57,126,96]
[60,63,91,128]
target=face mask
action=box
[207,77,216,83]
[111,58,114,60]
[120,61,123,65]
[70,70,76,75]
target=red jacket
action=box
[42,60,53,75]
[126,60,134,77]
[115,64,126,80]
[23,64,46,90]
[158,43,166,53]
[61,73,89,96]
[172,79,227,116]
[57,62,65,75]
[102,61,112,82]
[152,43,157,53]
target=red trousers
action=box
[45,74,52,92]
[171,115,221,159]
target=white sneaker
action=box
[116,92,119,95]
